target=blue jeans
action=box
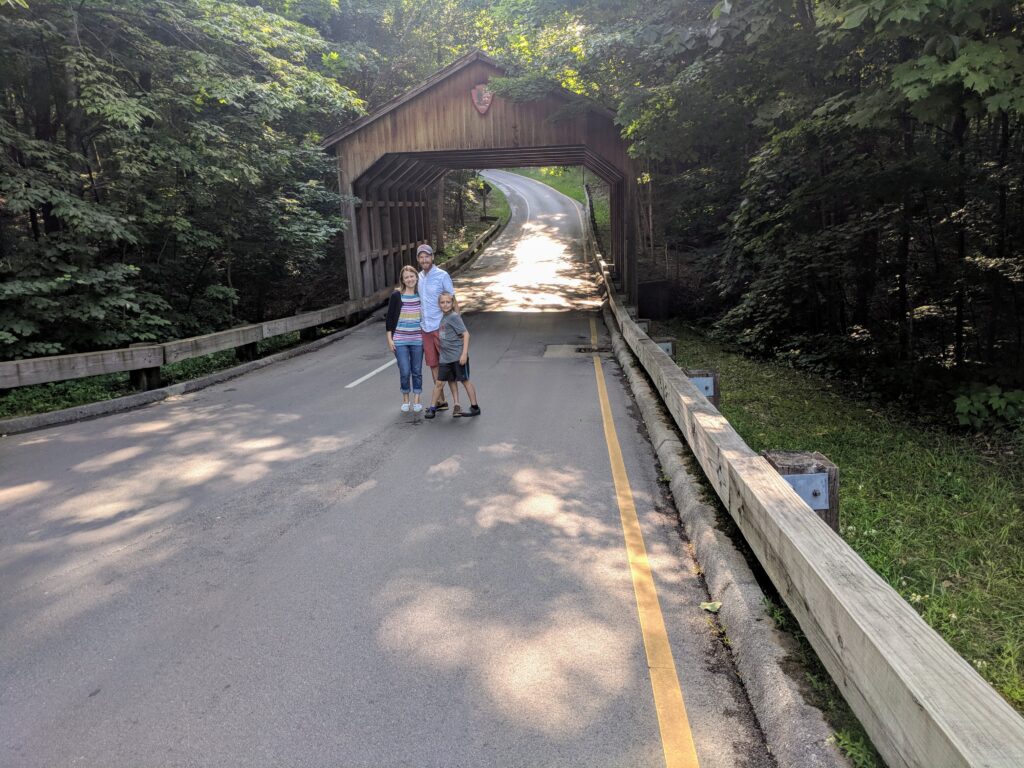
[394,343,423,394]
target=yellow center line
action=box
[590,317,700,768]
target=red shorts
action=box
[423,329,441,368]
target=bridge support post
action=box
[762,450,840,532]
[432,177,445,254]
[338,165,363,301]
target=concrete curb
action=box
[0,220,506,436]
[602,306,849,768]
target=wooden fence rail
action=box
[581,189,1024,768]
[0,222,501,391]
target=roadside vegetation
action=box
[0,178,508,421]
[440,172,511,261]
[658,321,1024,725]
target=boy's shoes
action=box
[412,403,423,412]
[464,404,481,417]
[400,403,410,412]
[435,399,449,411]
[424,407,437,420]
[452,405,462,417]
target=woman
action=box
[385,265,424,412]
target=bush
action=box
[954,385,1024,431]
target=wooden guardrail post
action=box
[128,343,162,391]
[236,342,258,363]
[299,326,318,342]
[684,368,720,409]
[762,450,840,532]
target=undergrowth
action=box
[659,320,1024,755]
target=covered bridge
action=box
[321,50,638,302]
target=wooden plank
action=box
[0,346,165,388]
[262,309,333,338]
[598,260,1024,768]
[163,325,264,364]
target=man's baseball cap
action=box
[416,244,433,256]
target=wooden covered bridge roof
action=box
[322,50,637,300]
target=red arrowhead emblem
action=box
[471,83,494,115]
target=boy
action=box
[424,292,481,418]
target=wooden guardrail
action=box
[581,191,1024,767]
[0,221,502,390]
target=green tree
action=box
[1,0,362,358]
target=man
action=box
[416,243,455,410]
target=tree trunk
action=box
[952,108,968,368]
[897,111,914,361]
[987,110,1010,363]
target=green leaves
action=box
[839,4,871,30]
[0,0,362,360]
[955,386,1024,431]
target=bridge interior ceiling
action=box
[353,146,624,194]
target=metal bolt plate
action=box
[655,340,674,355]
[782,472,830,511]
[689,376,716,398]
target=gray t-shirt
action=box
[439,312,468,364]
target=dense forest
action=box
[3,0,1024,427]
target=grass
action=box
[509,166,588,202]
[658,320,1024,765]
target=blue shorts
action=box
[437,359,470,382]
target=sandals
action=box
[452,405,462,417]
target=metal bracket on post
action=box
[684,368,720,409]
[652,337,676,357]
[762,450,840,532]
[635,318,651,334]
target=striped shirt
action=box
[393,293,423,346]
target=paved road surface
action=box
[0,170,773,767]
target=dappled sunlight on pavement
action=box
[375,458,639,737]
[457,216,603,313]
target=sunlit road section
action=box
[0,171,772,767]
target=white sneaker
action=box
[400,403,411,412]
[412,403,423,412]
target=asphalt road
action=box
[0,170,773,767]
